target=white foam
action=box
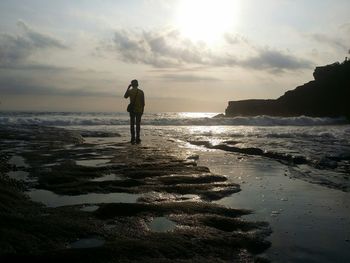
[0,112,348,126]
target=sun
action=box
[175,0,239,44]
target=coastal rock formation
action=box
[225,60,350,119]
[0,125,271,262]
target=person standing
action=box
[124,79,145,144]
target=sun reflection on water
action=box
[177,112,218,119]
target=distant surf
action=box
[0,112,348,126]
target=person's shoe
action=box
[136,138,141,144]
[130,139,136,145]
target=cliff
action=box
[225,60,350,119]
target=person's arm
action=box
[124,84,132,98]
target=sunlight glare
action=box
[175,0,239,44]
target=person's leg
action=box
[135,113,142,144]
[130,112,136,143]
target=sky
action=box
[0,0,349,112]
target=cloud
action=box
[0,20,67,66]
[0,80,113,97]
[0,65,117,97]
[108,28,210,67]
[103,28,312,72]
[309,33,348,52]
[241,48,313,72]
[0,22,118,99]
[16,20,67,49]
[159,73,220,82]
[223,33,250,46]
[0,77,115,97]
[339,23,350,32]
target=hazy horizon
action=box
[1,0,349,112]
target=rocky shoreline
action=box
[0,125,271,262]
[225,60,350,120]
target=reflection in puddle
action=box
[80,205,100,212]
[27,189,141,207]
[9,155,29,168]
[271,210,282,217]
[90,173,124,182]
[149,217,176,232]
[200,152,350,263]
[43,162,60,167]
[76,159,110,167]
[69,237,105,249]
[181,194,201,201]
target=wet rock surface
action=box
[188,140,350,192]
[0,125,271,262]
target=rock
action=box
[0,125,271,262]
[225,60,350,120]
[187,154,199,160]
[213,113,225,118]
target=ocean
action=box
[1,111,349,178]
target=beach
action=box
[0,124,271,262]
[0,112,350,262]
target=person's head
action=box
[131,79,138,88]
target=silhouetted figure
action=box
[124,79,145,144]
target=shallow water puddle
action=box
[9,155,30,168]
[80,205,100,212]
[90,173,124,182]
[76,158,110,167]
[199,151,350,263]
[149,217,177,232]
[181,194,201,201]
[42,162,61,167]
[69,237,105,249]
[27,189,141,207]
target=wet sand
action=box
[0,125,271,262]
[195,148,350,262]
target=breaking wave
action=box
[0,112,348,126]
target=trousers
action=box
[129,112,142,140]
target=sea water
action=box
[2,111,349,188]
[1,111,349,154]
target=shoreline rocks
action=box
[225,60,350,120]
[0,125,271,262]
